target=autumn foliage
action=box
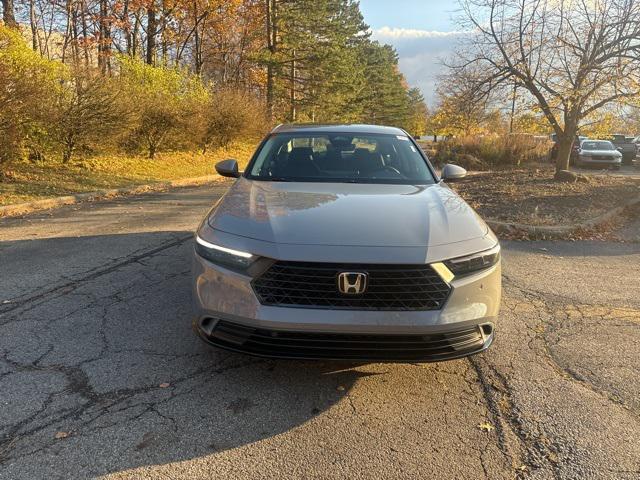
[0,0,429,172]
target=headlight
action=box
[444,244,500,277]
[195,235,256,271]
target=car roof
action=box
[270,123,408,136]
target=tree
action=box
[1,0,18,28]
[456,0,640,177]
[405,88,429,137]
[429,69,491,137]
[262,0,369,122]
[358,41,410,126]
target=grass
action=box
[0,142,256,206]
[451,165,640,227]
[419,135,552,170]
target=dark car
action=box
[609,135,638,164]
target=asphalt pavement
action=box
[0,183,639,479]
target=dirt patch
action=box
[451,166,640,227]
[610,203,640,243]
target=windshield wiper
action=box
[265,176,293,182]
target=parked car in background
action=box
[549,134,586,164]
[609,134,637,165]
[577,139,622,169]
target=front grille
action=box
[207,320,489,361]
[251,262,451,310]
[591,155,612,161]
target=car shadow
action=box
[0,232,383,477]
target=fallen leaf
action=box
[54,431,70,439]
[478,422,494,433]
[336,385,345,391]
[159,382,170,388]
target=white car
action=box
[577,140,622,169]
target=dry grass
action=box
[420,135,552,170]
[451,165,640,226]
[0,142,256,206]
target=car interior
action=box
[249,134,434,183]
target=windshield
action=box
[246,133,435,184]
[581,141,615,151]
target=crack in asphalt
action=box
[1,193,638,479]
[503,273,640,415]
[0,355,266,465]
[469,271,640,479]
[0,234,192,320]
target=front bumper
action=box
[578,155,621,167]
[192,249,501,362]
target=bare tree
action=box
[433,65,493,136]
[456,0,640,176]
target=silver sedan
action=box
[577,140,622,169]
[192,124,501,362]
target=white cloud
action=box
[373,26,467,39]
[371,28,467,106]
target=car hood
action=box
[581,149,620,156]
[208,178,488,247]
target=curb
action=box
[0,174,222,218]
[486,194,640,238]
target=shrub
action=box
[52,69,129,163]
[0,25,65,170]
[430,134,551,170]
[196,89,268,154]
[118,56,210,158]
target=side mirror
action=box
[441,163,467,181]
[215,159,240,178]
[616,147,623,152]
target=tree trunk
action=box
[509,81,517,134]
[265,0,277,119]
[61,0,73,64]
[29,0,39,51]
[1,0,18,28]
[62,142,74,164]
[132,12,140,57]
[146,1,156,65]
[555,132,574,173]
[194,20,201,73]
[148,138,156,159]
[123,0,131,55]
[81,0,90,66]
[98,0,111,74]
[289,51,296,121]
[71,2,80,64]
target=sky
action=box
[359,0,465,106]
